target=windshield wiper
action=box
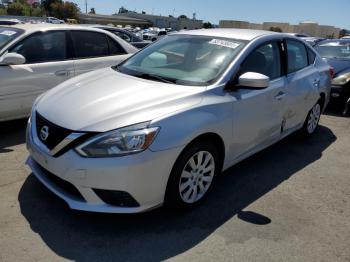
[138,73,177,84]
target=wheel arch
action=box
[174,132,226,174]
[319,92,326,111]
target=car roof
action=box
[174,28,280,41]
[3,23,107,33]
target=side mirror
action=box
[1,53,26,65]
[238,72,270,89]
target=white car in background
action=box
[46,17,65,24]
[0,24,137,121]
[143,29,167,42]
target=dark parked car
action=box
[91,25,151,49]
[315,39,350,116]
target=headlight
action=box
[332,72,350,86]
[75,122,159,157]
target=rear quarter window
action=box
[71,31,109,59]
[307,47,316,65]
[286,40,308,73]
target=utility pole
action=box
[85,0,88,14]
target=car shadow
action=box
[324,103,348,118]
[0,118,27,153]
[18,125,336,262]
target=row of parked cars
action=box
[0,23,348,214]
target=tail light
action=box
[329,66,335,79]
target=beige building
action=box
[122,12,203,30]
[262,22,290,32]
[219,20,342,38]
[78,13,151,27]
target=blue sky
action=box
[71,0,350,29]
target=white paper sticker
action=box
[209,39,240,49]
[0,30,17,36]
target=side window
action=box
[240,42,281,79]
[307,47,316,65]
[286,40,308,73]
[115,32,131,42]
[107,37,126,55]
[10,31,67,64]
[71,31,109,59]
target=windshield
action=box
[118,35,247,86]
[0,27,24,51]
[316,41,350,59]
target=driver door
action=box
[230,41,288,160]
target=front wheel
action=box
[301,101,322,136]
[165,142,220,209]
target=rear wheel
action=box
[165,141,220,209]
[301,101,322,136]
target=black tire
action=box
[164,141,221,209]
[300,101,322,136]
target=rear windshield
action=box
[0,27,24,51]
[316,41,350,59]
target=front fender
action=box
[149,95,233,161]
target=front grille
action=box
[93,189,140,207]
[36,113,72,150]
[36,162,85,201]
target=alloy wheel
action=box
[178,151,215,204]
[307,103,321,134]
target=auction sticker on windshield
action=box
[0,30,17,36]
[209,39,240,49]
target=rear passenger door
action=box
[70,30,130,76]
[284,39,320,130]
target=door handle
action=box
[55,70,71,77]
[313,79,320,87]
[274,91,286,100]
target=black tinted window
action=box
[286,40,308,73]
[107,37,126,55]
[71,31,109,58]
[10,31,67,64]
[240,42,281,79]
[307,47,316,64]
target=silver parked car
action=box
[26,29,331,213]
[0,24,137,122]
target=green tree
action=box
[269,26,283,32]
[41,0,62,15]
[118,6,128,14]
[50,1,80,20]
[0,7,7,15]
[31,7,44,17]
[203,21,213,29]
[7,2,26,16]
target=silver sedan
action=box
[26,29,331,213]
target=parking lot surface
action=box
[0,114,349,262]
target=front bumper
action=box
[26,117,182,213]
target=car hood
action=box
[325,58,350,76]
[36,68,205,132]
